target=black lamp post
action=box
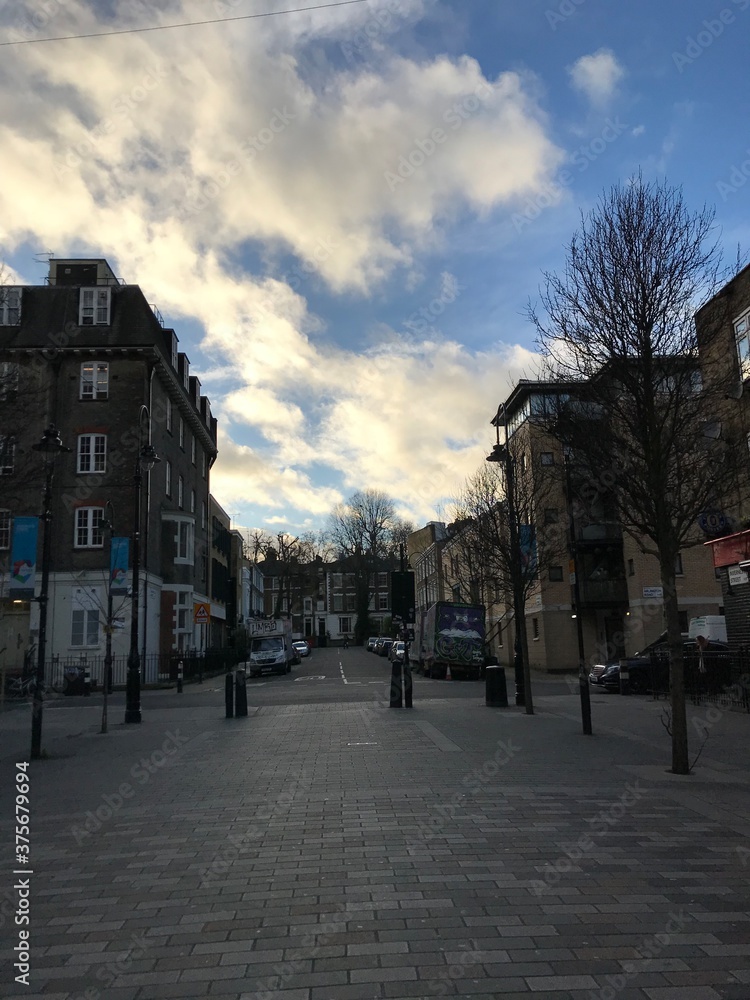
[564,451,592,735]
[30,424,70,759]
[487,405,525,707]
[124,408,159,724]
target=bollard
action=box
[403,660,413,709]
[619,658,630,696]
[84,663,91,697]
[235,667,248,717]
[389,660,403,708]
[177,660,183,694]
[485,664,508,707]
[225,671,234,718]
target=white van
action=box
[688,616,727,643]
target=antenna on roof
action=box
[33,251,55,263]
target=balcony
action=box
[577,577,629,607]
[575,522,623,544]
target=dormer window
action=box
[171,332,178,369]
[79,288,111,326]
[0,288,21,325]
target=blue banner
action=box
[519,524,537,577]
[109,537,129,595]
[9,517,39,598]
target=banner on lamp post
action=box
[110,537,130,595]
[9,517,39,598]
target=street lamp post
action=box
[30,425,70,760]
[564,452,592,735]
[487,405,525,707]
[124,407,159,724]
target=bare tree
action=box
[327,489,402,642]
[529,175,745,773]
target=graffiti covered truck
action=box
[420,602,486,679]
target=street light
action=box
[564,450,592,735]
[487,404,525,707]
[124,407,159,724]
[30,424,70,759]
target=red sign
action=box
[704,529,750,568]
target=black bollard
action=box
[485,664,508,707]
[389,660,403,708]
[235,668,248,717]
[403,660,413,709]
[84,663,91,697]
[177,660,183,694]
[225,671,234,718]
[619,659,630,696]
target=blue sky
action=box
[2,0,750,535]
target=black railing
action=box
[646,648,750,712]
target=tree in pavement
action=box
[528,175,747,774]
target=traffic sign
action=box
[193,602,210,625]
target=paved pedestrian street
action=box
[1,653,749,999]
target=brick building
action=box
[0,258,217,684]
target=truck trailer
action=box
[420,601,486,680]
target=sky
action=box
[2,0,750,537]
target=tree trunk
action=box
[662,565,689,774]
[516,585,534,715]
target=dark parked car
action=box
[601,634,729,694]
[378,639,394,658]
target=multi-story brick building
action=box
[0,257,217,684]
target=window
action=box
[628,558,635,576]
[202,450,207,478]
[178,476,184,509]
[179,417,184,449]
[191,434,196,464]
[0,362,19,400]
[532,618,539,639]
[333,573,343,589]
[339,617,352,635]
[171,332,178,370]
[549,565,563,582]
[333,594,343,612]
[0,288,21,325]
[166,398,172,433]
[675,553,684,575]
[75,507,104,547]
[544,508,559,524]
[378,593,389,610]
[201,501,206,530]
[79,287,111,325]
[0,509,10,549]
[176,591,190,631]
[79,361,109,400]
[190,489,195,514]
[71,609,100,646]
[735,311,750,379]
[540,452,554,466]
[378,572,387,587]
[0,436,15,475]
[165,460,172,496]
[77,434,107,474]
[176,520,193,562]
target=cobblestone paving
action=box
[1,682,749,999]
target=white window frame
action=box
[339,617,352,635]
[75,507,104,548]
[735,310,750,380]
[166,397,172,433]
[165,460,172,496]
[0,509,10,549]
[178,476,184,509]
[202,450,207,478]
[0,435,15,474]
[190,489,195,514]
[71,608,100,647]
[171,333,178,370]
[175,519,194,564]
[179,417,184,450]
[201,501,206,530]
[80,361,109,400]
[0,288,21,325]
[378,593,388,610]
[191,435,196,464]
[79,287,111,326]
[77,433,107,474]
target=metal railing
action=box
[646,648,750,712]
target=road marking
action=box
[294,676,327,682]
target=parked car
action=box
[367,636,380,652]
[378,639,394,658]
[292,640,310,658]
[374,637,388,655]
[588,664,608,685]
[601,635,729,694]
[390,641,406,663]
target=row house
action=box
[0,257,218,682]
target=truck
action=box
[244,619,294,677]
[420,601,486,680]
[688,615,727,643]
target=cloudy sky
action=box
[2,0,750,534]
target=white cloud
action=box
[568,49,624,106]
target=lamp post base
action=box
[124,667,141,724]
